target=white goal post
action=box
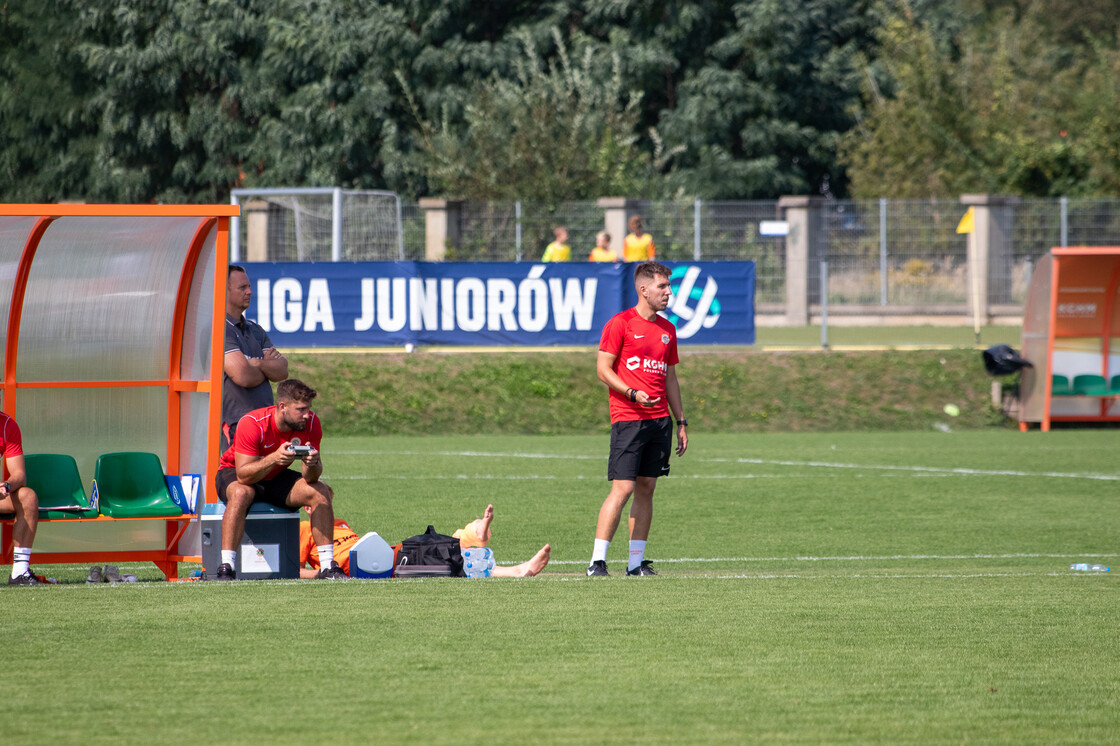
[230,187,404,262]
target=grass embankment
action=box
[288,347,1012,435]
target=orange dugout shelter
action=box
[0,204,237,578]
[1019,246,1120,431]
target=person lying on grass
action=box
[297,503,551,578]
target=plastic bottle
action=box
[1070,563,1110,572]
[463,547,494,578]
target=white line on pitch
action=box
[334,450,1120,481]
[545,552,1120,566]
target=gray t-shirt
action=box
[223,313,276,427]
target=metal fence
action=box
[245,194,1120,311]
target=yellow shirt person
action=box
[588,231,618,262]
[623,215,655,262]
[542,226,571,262]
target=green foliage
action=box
[401,28,661,202]
[842,1,1120,198]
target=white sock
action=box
[591,538,610,564]
[11,546,30,578]
[628,540,647,572]
[221,550,237,567]
[317,545,334,568]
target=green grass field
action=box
[5,431,1119,744]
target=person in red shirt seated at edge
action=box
[587,261,688,577]
[214,378,345,580]
[297,504,551,578]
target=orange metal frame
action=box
[1035,247,1120,431]
[0,204,237,579]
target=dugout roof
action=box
[0,204,238,492]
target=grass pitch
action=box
[4,431,1119,744]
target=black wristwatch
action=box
[1,481,10,494]
[676,419,688,427]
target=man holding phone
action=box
[213,379,343,580]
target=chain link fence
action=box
[242,193,1120,313]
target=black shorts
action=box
[608,417,672,481]
[215,467,303,508]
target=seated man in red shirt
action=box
[298,504,551,578]
[214,378,344,580]
[0,411,42,585]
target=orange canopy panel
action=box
[0,204,235,496]
[1020,247,1120,430]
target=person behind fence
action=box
[587,261,688,577]
[222,264,288,452]
[588,231,618,262]
[1,411,42,586]
[297,504,551,578]
[541,226,571,262]
[214,379,344,580]
[623,215,656,262]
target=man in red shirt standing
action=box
[588,262,688,577]
[214,379,344,580]
[0,412,42,585]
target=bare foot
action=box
[479,503,494,544]
[491,545,551,578]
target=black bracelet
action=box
[626,388,637,402]
[677,419,688,427]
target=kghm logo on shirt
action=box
[666,266,721,339]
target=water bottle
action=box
[1070,563,1110,572]
[463,547,494,578]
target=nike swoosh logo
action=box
[263,442,275,448]
[634,334,645,339]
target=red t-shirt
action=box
[0,413,23,480]
[599,308,679,423]
[217,405,323,481]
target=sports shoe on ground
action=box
[104,565,121,583]
[87,565,104,584]
[626,560,658,576]
[316,561,347,580]
[8,569,44,586]
[586,560,609,577]
[215,563,236,581]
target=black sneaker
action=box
[316,561,347,580]
[87,566,104,584]
[8,569,44,586]
[215,563,236,581]
[104,565,121,583]
[586,560,609,577]
[626,560,658,576]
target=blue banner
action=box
[240,261,753,347]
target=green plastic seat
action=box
[25,453,98,519]
[94,452,183,518]
[1110,375,1120,395]
[1051,375,1072,396]
[1072,374,1109,396]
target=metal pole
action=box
[293,197,303,261]
[230,193,241,262]
[396,194,405,260]
[879,198,888,305]
[694,199,702,260]
[332,187,343,262]
[820,259,829,350]
[515,201,522,262]
[1060,196,1068,247]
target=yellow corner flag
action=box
[956,206,975,234]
